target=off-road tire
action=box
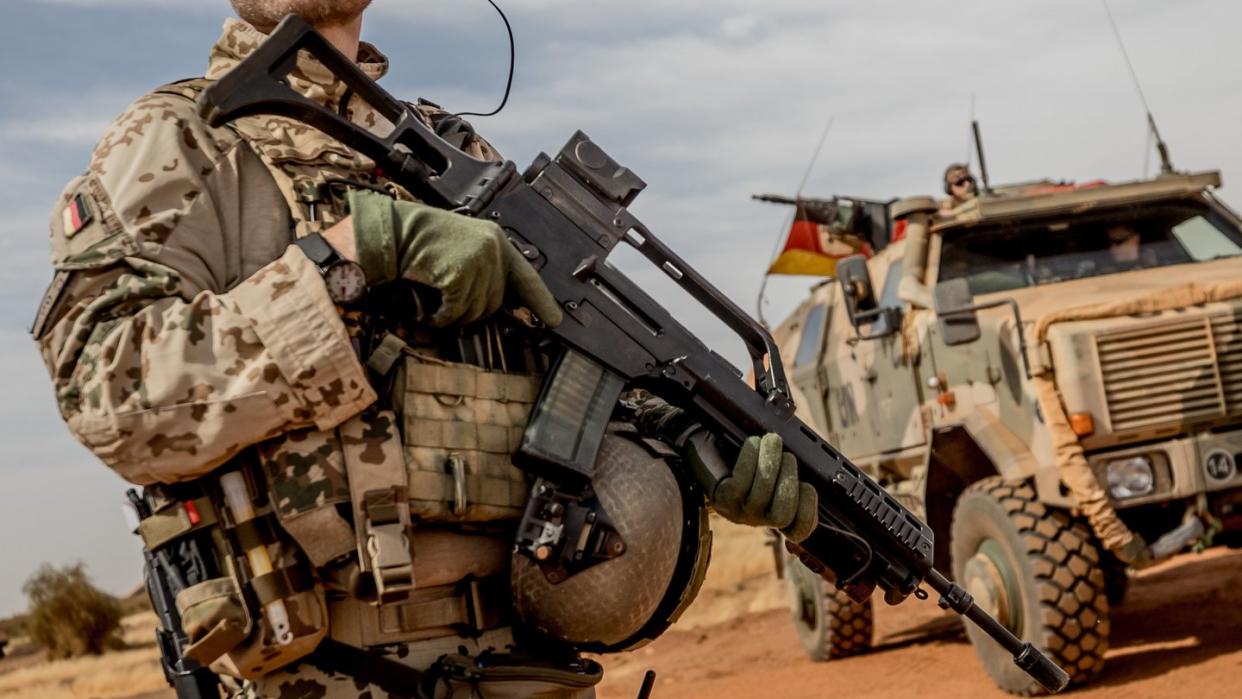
[951,477,1108,695]
[784,555,873,661]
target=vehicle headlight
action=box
[1106,456,1155,499]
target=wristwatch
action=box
[295,233,368,304]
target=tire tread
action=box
[958,477,1109,694]
[823,588,873,659]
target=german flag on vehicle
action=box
[767,200,873,277]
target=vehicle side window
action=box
[873,259,903,335]
[793,304,827,368]
[1172,215,1242,261]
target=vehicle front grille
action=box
[1096,312,1242,432]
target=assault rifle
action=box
[199,16,1068,693]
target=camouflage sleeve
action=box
[34,91,375,485]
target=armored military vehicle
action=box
[770,171,1242,694]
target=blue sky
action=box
[2,0,1241,616]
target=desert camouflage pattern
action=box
[205,20,397,240]
[37,18,596,698]
[771,174,1242,690]
[35,19,380,485]
[256,425,358,567]
[772,171,1242,564]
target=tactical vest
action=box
[142,79,543,674]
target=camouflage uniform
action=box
[36,18,599,699]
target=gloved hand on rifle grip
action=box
[691,432,818,542]
[347,189,563,327]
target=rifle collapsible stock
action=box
[197,15,1068,693]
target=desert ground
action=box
[595,521,1242,699]
[2,519,1238,699]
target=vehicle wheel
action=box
[783,553,873,661]
[951,477,1108,695]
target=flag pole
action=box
[755,115,835,325]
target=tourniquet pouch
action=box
[150,468,329,680]
[394,351,541,522]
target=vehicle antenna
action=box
[795,116,835,199]
[755,116,835,325]
[1101,0,1174,174]
[972,119,992,195]
[965,94,976,168]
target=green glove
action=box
[1118,533,1152,568]
[693,432,818,542]
[348,189,562,328]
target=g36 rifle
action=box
[198,15,1068,693]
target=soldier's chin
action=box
[230,0,373,33]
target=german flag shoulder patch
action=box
[61,192,94,238]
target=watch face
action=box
[324,260,368,304]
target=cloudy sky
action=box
[2,0,1240,616]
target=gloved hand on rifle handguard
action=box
[693,432,819,542]
[342,189,563,327]
[631,393,819,541]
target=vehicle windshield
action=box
[938,201,1242,295]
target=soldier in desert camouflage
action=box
[34,2,815,697]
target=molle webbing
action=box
[328,574,508,648]
[397,351,540,521]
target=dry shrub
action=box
[116,584,153,618]
[21,563,121,659]
[0,613,24,639]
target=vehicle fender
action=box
[923,413,1037,572]
[959,409,1040,481]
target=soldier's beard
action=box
[230,0,373,33]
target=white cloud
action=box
[720,14,761,40]
[0,115,108,147]
[0,88,136,149]
[30,0,210,6]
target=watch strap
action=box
[295,233,339,269]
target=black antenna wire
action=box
[1102,0,1153,117]
[965,94,976,168]
[1101,0,1173,174]
[754,116,835,324]
[454,0,515,118]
